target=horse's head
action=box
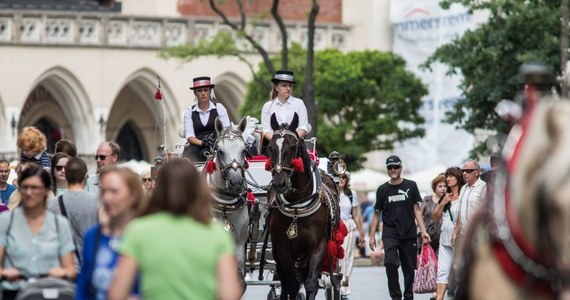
[212,116,248,195]
[509,99,570,286]
[268,113,306,194]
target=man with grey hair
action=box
[452,159,487,245]
[86,141,120,194]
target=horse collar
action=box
[492,173,570,294]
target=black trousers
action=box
[182,144,208,162]
[383,237,417,300]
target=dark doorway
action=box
[116,122,143,161]
[33,118,61,154]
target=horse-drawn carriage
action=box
[192,115,348,300]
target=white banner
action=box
[391,0,475,173]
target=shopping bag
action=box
[412,243,438,294]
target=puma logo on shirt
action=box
[388,189,410,203]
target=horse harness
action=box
[206,128,249,232]
[485,171,570,296]
[267,128,302,178]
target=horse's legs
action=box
[304,240,326,300]
[273,248,300,300]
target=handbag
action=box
[413,243,438,294]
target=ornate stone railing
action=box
[0,11,350,51]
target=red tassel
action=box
[327,240,338,257]
[291,157,304,173]
[337,246,345,259]
[265,160,272,171]
[334,231,345,244]
[154,89,163,100]
[205,160,216,174]
[339,221,348,237]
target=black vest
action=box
[191,104,219,140]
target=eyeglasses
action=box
[462,169,477,173]
[95,155,108,161]
[55,165,65,171]
[387,165,401,171]
[142,178,153,182]
[19,185,45,193]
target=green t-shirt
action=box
[120,212,235,300]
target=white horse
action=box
[205,117,250,283]
[456,98,570,300]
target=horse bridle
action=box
[269,128,301,175]
[211,129,248,195]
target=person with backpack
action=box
[338,172,365,300]
[48,157,99,269]
[0,165,75,300]
[76,167,143,300]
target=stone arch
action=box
[214,72,248,122]
[106,68,180,162]
[19,67,93,154]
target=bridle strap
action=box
[269,128,301,175]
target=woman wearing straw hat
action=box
[183,76,231,162]
[261,70,311,144]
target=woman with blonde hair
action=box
[110,158,243,300]
[76,167,144,300]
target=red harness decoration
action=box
[247,191,255,205]
[205,160,216,174]
[321,221,348,272]
[154,89,163,100]
[291,157,304,173]
[265,158,304,172]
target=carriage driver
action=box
[260,70,311,155]
[183,76,231,162]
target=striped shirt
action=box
[20,151,51,170]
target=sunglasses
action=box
[142,178,153,182]
[95,155,109,161]
[387,165,401,171]
[462,169,477,173]
[55,165,66,171]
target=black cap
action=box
[386,155,402,167]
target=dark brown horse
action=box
[267,113,340,300]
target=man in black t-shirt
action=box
[369,155,430,300]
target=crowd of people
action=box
[363,154,494,300]
[0,68,497,300]
[0,130,243,299]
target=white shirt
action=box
[440,199,460,246]
[339,190,358,220]
[183,101,230,139]
[458,178,487,232]
[261,96,310,134]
